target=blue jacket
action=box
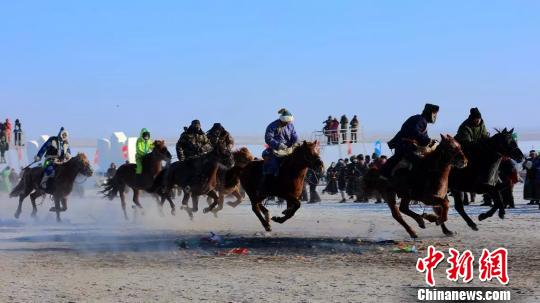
[37,136,71,159]
[388,114,431,149]
[265,119,298,150]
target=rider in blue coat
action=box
[35,127,72,189]
[259,108,298,194]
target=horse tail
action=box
[100,175,120,200]
[9,169,29,198]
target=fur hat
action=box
[278,108,294,122]
[423,103,440,114]
[469,107,482,119]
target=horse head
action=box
[293,140,324,173]
[439,134,468,169]
[491,128,524,163]
[233,147,254,168]
[74,153,93,177]
[152,140,172,162]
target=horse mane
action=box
[233,147,254,168]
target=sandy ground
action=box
[0,184,539,303]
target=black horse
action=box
[444,128,524,232]
[153,141,235,216]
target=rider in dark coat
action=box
[207,123,234,149]
[176,120,213,162]
[35,127,72,189]
[381,103,440,178]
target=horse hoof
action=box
[498,212,505,219]
[478,213,488,221]
[443,230,454,237]
[470,224,478,231]
[410,233,418,239]
[171,208,176,216]
[264,226,272,232]
[14,213,20,219]
[203,208,209,214]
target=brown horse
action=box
[233,141,324,231]
[10,153,93,222]
[365,135,467,238]
[101,140,171,219]
[204,147,254,213]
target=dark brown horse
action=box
[365,135,467,238]
[154,141,235,216]
[101,140,171,219]
[10,153,93,222]
[443,128,524,231]
[204,147,254,213]
[233,141,324,231]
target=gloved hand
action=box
[278,143,287,150]
[34,156,41,162]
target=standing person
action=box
[13,119,22,146]
[350,115,359,143]
[0,134,8,163]
[340,115,349,144]
[323,116,333,145]
[523,150,540,205]
[337,159,348,202]
[306,168,321,203]
[323,162,338,195]
[135,128,154,175]
[4,119,12,144]
[258,108,298,194]
[354,155,369,202]
[106,163,117,178]
[331,117,340,144]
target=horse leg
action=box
[259,202,271,224]
[227,190,243,208]
[60,197,67,212]
[156,194,165,217]
[385,192,417,238]
[479,191,502,221]
[251,200,271,232]
[14,188,32,219]
[166,194,176,216]
[451,190,478,230]
[272,198,300,224]
[191,195,199,212]
[434,198,453,236]
[119,189,128,220]
[181,190,190,208]
[203,190,220,214]
[53,197,61,222]
[29,191,41,218]
[398,197,426,229]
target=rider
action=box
[455,107,489,149]
[381,103,440,178]
[259,108,298,193]
[176,120,213,162]
[206,123,234,149]
[135,128,153,174]
[35,127,72,189]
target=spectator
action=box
[306,168,321,203]
[0,166,11,192]
[0,134,8,163]
[106,163,117,178]
[8,168,19,185]
[350,115,359,143]
[330,118,340,144]
[323,162,338,195]
[13,119,23,146]
[4,119,12,144]
[323,116,333,145]
[340,115,349,143]
[337,159,348,202]
[523,150,540,205]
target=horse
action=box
[442,128,524,232]
[204,147,254,213]
[10,153,93,222]
[101,140,172,219]
[154,141,235,216]
[233,141,324,232]
[364,135,468,238]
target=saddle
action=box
[272,146,295,158]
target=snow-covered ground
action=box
[0,183,538,302]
